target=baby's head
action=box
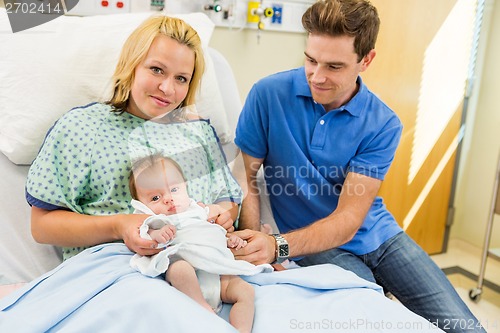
[130,154,191,215]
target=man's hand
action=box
[199,202,235,232]
[230,229,276,265]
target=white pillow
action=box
[0,9,231,165]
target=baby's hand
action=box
[149,224,176,244]
[227,233,247,250]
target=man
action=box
[233,1,484,332]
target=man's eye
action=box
[152,195,161,202]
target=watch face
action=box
[279,244,289,257]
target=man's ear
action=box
[360,49,376,72]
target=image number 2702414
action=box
[4,1,80,33]
[5,1,63,14]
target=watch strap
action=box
[272,234,289,264]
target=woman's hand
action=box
[30,207,161,256]
[230,229,276,265]
[119,214,162,256]
[198,202,235,232]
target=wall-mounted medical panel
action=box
[68,0,153,16]
[199,0,310,33]
[68,0,312,34]
[183,0,312,33]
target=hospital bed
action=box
[469,151,500,302]
[0,9,443,332]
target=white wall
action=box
[209,27,306,101]
[451,0,500,248]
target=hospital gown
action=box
[25,102,242,260]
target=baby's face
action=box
[135,160,191,215]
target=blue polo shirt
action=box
[235,67,403,255]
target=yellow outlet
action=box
[264,7,274,18]
[247,1,260,23]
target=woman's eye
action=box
[151,67,163,74]
[171,187,179,193]
[176,76,188,84]
[152,195,161,202]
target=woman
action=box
[27,15,241,261]
[1,16,242,332]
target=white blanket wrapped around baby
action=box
[129,199,273,277]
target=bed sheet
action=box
[0,243,443,333]
[0,152,62,286]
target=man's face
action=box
[304,34,375,111]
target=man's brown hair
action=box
[302,0,380,61]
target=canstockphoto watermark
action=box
[262,164,352,181]
[260,180,367,199]
[289,318,442,331]
[251,164,375,199]
[4,0,79,33]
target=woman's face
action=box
[127,35,195,120]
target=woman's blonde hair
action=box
[107,16,205,111]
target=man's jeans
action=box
[297,232,486,333]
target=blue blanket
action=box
[0,243,442,332]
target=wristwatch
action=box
[272,234,289,264]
